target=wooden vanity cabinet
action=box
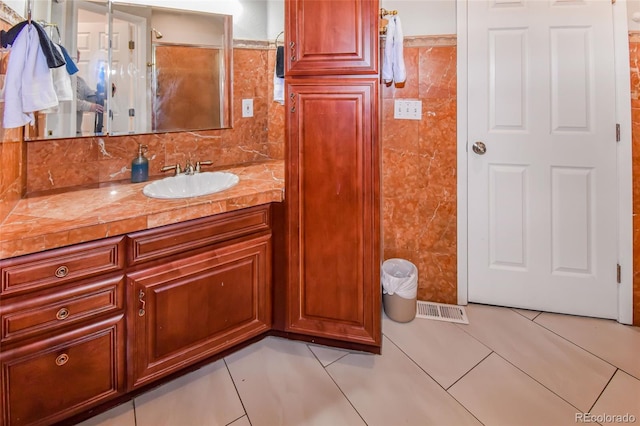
[284,0,381,350]
[125,206,272,389]
[0,237,126,426]
[0,205,274,425]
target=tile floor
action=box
[78,304,640,426]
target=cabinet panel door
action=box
[1,316,125,426]
[128,235,271,389]
[286,80,381,347]
[285,0,378,76]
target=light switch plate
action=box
[242,99,254,117]
[394,99,422,120]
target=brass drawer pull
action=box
[138,290,146,317]
[55,266,69,278]
[55,353,69,366]
[289,41,296,62]
[56,307,70,320]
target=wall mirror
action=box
[17,0,232,140]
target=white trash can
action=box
[381,258,418,323]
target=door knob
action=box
[472,141,487,155]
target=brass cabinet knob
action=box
[55,353,69,366]
[55,265,69,278]
[56,307,70,320]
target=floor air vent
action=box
[416,301,469,324]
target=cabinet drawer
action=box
[1,315,125,426]
[1,237,125,297]
[1,275,125,345]
[127,205,270,265]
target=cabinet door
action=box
[1,316,125,426]
[286,79,381,348]
[285,0,378,76]
[128,235,271,389]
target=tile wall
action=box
[381,35,458,304]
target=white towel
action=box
[41,45,74,114]
[273,65,284,104]
[51,44,73,102]
[382,15,406,86]
[3,24,58,128]
[3,25,33,127]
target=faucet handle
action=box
[161,163,182,176]
[195,160,213,173]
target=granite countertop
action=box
[0,160,284,260]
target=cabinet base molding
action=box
[268,330,381,355]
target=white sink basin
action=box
[142,172,239,199]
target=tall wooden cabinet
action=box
[284,0,381,350]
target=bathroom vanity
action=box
[0,163,283,425]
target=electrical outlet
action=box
[242,99,254,117]
[394,99,422,120]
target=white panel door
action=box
[467,0,618,318]
[109,21,135,135]
[77,22,108,135]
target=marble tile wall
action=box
[381,35,457,304]
[629,34,640,326]
[21,42,285,195]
